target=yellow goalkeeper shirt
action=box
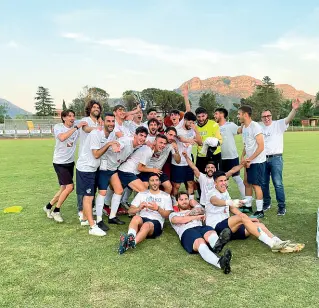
[196,119,222,157]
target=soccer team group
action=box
[44,87,305,274]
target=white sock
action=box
[121,187,132,204]
[256,199,263,211]
[208,232,219,248]
[189,194,194,200]
[233,176,245,199]
[110,193,122,219]
[96,194,105,221]
[272,236,281,243]
[97,215,102,223]
[244,196,252,207]
[198,244,221,268]
[257,228,274,247]
[128,228,137,237]
[104,187,114,206]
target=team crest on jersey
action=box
[86,188,91,194]
[146,196,162,203]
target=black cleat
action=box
[108,217,125,225]
[239,206,253,213]
[118,233,128,255]
[211,228,231,254]
[97,220,110,232]
[218,249,232,274]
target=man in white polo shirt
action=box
[76,114,119,236]
[214,107,245,198]
[118,173,173,254]
[238,105,266,219]
[260,99,300,216]
[44,110,87,223]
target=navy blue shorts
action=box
[171,165,194,183]
[246,162,266,186]
[97,170,117,190]
[214,218,248,240]
[76,169,97,196]
[221,157,240,176]
[118,170,138,188]
[53,162,74,186]
[138,172,169,184]
[181,226,214,254]
[141,217,163,238]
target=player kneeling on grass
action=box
[118,173,173,254]
[169,192,232,274]
[205,171,305,253]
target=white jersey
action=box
[53,123,79,164]
[219,122,239,159]
[131,190,173,227]
[169,206,203,239]
[242,121,266,164]
[146,135,156,143]
[114,120,131,137]
[173,125,195,166]
[125,120,143,135]
[197,173,215,206]
[174,118,184,130]
[260,119,288,155]
[76,130,104,172]
[102,136,137,171]
[205,188,231,228]
[147,143,175,169]
[78,116,99,155]
[119,145,153,174]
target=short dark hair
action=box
[147,108,157,115]
[195,107,207,115]
[238,105,252,117]
[177,191,189,199]
[149,173,160,180]
[61,109,75,123]
[113,104,126,112]
[147,118,160,127]
[261,109,272,114]
[104,112,115,118]
[170,109,180,115]
[215,107,228,118]
[156,134,168,142]
[85,100,101,117]
[213,170,227,181]
[184,111,196,121]
[206,161,215,167]
[165,126,177,135]
[135,126,148,135]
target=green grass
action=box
[0,133,319,308]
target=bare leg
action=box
[56,184,74,208]
[83,196,94,227]
[135,222,154,244]
[50,186,65,205]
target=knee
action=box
[114,187,123,195]
[187,181,194,189]
[164,182,172,194]
[193,238,206,250]
[143,222,152,230]
[66,184,74,193]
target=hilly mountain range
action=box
[0,98,31,118]
[177,75,315,110]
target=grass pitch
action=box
[0,132,319,308]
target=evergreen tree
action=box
[34,86,55,116]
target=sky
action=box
[1,0,319,113]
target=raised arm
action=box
[285,98,300,125]
[182,85,191,112]
[171,141,181,164]
[225,163,244,178]
[57,121,87,142]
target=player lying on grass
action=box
[205,171,305,253]
[118,173,173,254]
[169,191,233,274]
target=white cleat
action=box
[43,206,53,219]
[271,240,291,252]
[51,211,64,223]
[89,224,106,236]
[80,219,96,226]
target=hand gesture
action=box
[111,141,120,153]
[196,214,205,221]
[147,201,159,211]
[77,121,88,128]
[182,85,189,98]
[182,151,188,159]
[292,98,300,110]
[139,202,148,211]
[171,141,178,152]
[152,168,163,175]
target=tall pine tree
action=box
[62,99,67,111]
[34,86,55,116]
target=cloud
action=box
[6,40,19,48]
